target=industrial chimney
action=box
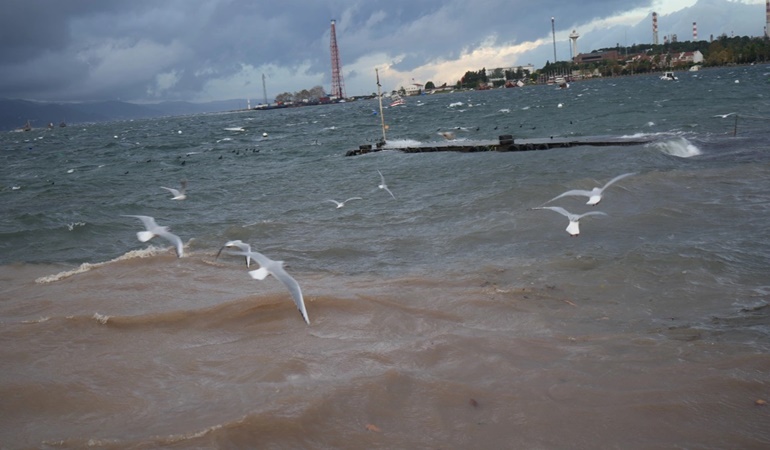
[652,12,659,45]
[693,22,698,41]
[766,0,770,38]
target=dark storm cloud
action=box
[0,1,709,102]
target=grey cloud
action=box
[0,0,757,103]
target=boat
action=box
[389,94,406,107]
[660,71,678,81]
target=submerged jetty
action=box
[345,135,653,157]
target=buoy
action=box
[262,132,268,137]
[558,103,563,108]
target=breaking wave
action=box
[35,247,163,284]
[649,136,702,158]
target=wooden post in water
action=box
[376,68,386,144]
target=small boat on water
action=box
[11,120,33,132]
[389,94,406,107]
[660,71,678,81]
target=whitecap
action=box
[383,138,423,148]
[92,312,111,324]
[35,247,163,284]
[650,137,702,158]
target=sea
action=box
[2,65,769,449]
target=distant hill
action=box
[0,98,249,131]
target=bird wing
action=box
[155,228,184,257]
[122,214,158,231]
[161,187,181,197]
[600,172,636,191]
[575,211,608,220]
[546,189,593,203]
[326,199,342,207]
[271,266,309,325]
[233,250,309,325]
[216,240,252,266]
[535,206,572,219]
[344,197,363,203]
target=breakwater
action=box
[345,135,653,156]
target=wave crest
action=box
[35,247,163,284]
[650,137,702,158]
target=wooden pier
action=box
[345,135,653,156]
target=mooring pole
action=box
[376,68,386,143]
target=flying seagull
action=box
[325,197,363,208]
[532,206,607,236]
[224,249,309,325]
[161,180,187,200]
[216,239,254,267]
[377,169,396,199]
[546,172,636,206]
[122,215,184,257]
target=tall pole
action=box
[551,17,557,63]
[330,19,346,99]
[262,73,268,105]
[376,69,386,143]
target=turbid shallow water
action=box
[1,65,769,448]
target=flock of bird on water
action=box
[123,170,636,325]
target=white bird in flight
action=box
[216,239,254,267]
[546,172,636,206]
[161,180,187,200]
[223,249,309,325]
[532,206,607,236]
[377,170,396,199]
[712,112,736,119]
[325,197,363,208]
[122,215,184,257]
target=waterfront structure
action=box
[551,17,557,62]
[766,0,770,37]
[569,30,579,61]
[329,20,346,99]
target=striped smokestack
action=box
[693,22,697,41]
[653,12,659,45]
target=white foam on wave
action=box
[383,138,423,148]
[35,247,162,284]
[650,136,702,158]
[92,312,111,324]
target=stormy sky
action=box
[0,0,764,103]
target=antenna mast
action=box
[330,19,346,99]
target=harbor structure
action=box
[766,0,770,37]
[569,30,579,60]
[329,19,346,99]
[551,17,557,62]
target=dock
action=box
[344,135,653,156]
